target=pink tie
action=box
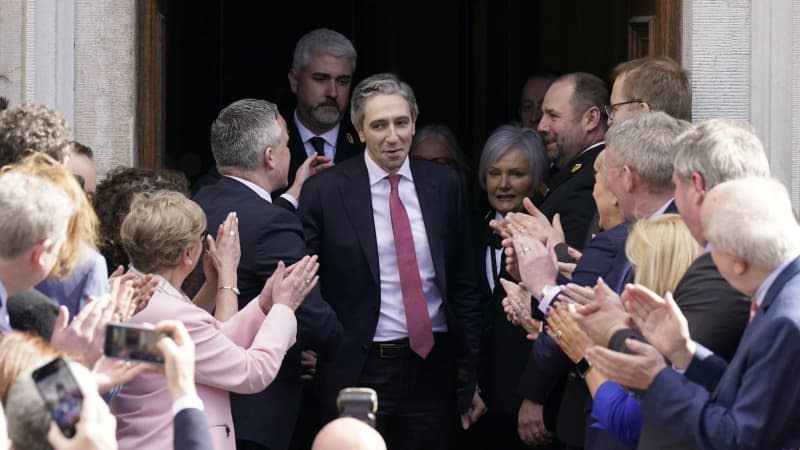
[388,174,434,358]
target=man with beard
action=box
[285,28,363,187]
[533,72,608,250]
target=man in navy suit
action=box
[586,176,800,450]
[298,73,483,450]
[193,99,341,450]
[508,112,687,448]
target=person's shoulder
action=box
[410,156,460,185]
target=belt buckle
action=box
[378,343,401,358]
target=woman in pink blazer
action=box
[110,191,318,450]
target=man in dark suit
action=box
[298,73,483,450]
[586,176,800,450]
[285,28,363,187]
[533,72,608,251]
[193,99,342,450]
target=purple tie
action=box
[388,174,434,358]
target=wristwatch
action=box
[576,357,592,378]
[218,286,240,296]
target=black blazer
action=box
[193,177,342,450]
[298,155,483,416]
[174,408,213,450]
[285,110,363,187]
[534,144,603,250]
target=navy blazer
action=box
[174,408,213,450]
[641,256,800,450]
[298,154,483,416]
[193,177,342,449]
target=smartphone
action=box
[32,357,83,438]
[337,387,378,427]
[104,322,171,365]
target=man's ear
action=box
[263,146,275,169]
[690,172,707,205]
[29,239,55,269]
[622,166,636,193]
[732,253,748,276]
[583,106,602,132]
[288,69,299,94]
[355,126,366,144]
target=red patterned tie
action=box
[388,174,434,358]
[749,300,758,324]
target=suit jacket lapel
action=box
[339,159,381,286]
[334,123,361,163]
[411,160,447,296]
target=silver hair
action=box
[292,28,357,74]
[411,124,469,173]
[0,172,74,258]
[210,99,282,171]
[605,111,690,192]
[705,177,800,269]
[673,119,770,189]
[350,73,418,131]
[478,124,548,190]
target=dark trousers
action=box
[359,334,456,450]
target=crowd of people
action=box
[0,26,798,450]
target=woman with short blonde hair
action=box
[625,214,701,296]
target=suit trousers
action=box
[359,333,455,450]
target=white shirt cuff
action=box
[280,193,299,209]
[171,394,204,416]
[538,285,563,315]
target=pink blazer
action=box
[111,290,296,450]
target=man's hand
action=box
[572,278,629,346]
[47,388,118,450]
[460,390,487,430]
[585,339,667,390]
[154,320,197,400]
[622,285,696,369]
[285,154,334,200]
[300,350,318,381]
[518,399,552,445]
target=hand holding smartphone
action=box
[103,322,173,365]
[32,357,83,438]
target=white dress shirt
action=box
[294,111,340,161]
[485,211,504,292]
[365,152,447,341]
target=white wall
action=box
[0,0,136,179]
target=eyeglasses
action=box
[603,100,643,119]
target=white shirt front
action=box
[485,211,504,292]
[364,152,447,341]
[294,111,340,160]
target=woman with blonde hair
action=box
[112,190,319,450]
[625,214,701,297]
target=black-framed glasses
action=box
[603,99,643,118]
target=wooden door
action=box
[627,0,681,62]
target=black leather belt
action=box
[370,339,413,359]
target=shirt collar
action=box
[0,279,6,307]
[649,198,675,219]
[753,256,797,307]
[224,175,272,203]
[294,111,340,148]
[577,140,605,158]
[364,151,413,187]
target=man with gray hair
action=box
[0,171,75,333]
[193,98,341,450]
[585,176,800,450]
[285,28,363,187]
[299,73,482,449]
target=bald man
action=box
[311,418,386,450]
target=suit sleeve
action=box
[556,180,597,251]
[642,319,800,450]
[174,408,213,450]
[517,334,573,403]
[252,208,342,358]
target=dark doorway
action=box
[153,0,675,195]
